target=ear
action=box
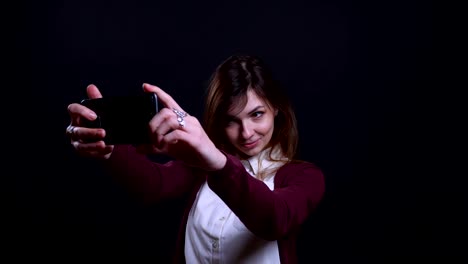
[274,108,279,116]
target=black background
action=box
[9,0,462,263]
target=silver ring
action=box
[173,108,188,127]
[66,125,76,137]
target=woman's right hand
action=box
[66,84,114,159]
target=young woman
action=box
[66,54,325,263]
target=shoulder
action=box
[273,160,325,207]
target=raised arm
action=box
[207,153,325,240]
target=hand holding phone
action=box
[80,93,160,144]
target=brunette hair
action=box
[203,54,298,162]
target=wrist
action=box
[209,150,227,171]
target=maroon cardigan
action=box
[103,145,325,264]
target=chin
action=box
[239,146,263,157]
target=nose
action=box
[241,121,253,139]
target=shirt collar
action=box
[240,145,287,176]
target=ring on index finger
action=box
[173,108,188,128]
[66,125,76,137]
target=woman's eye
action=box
[225,118,237,126]
[252,111,264,118]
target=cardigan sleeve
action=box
[206,152,325,241]
[102,145,200,204]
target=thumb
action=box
[86,84,103,99]
[142,83,162,93]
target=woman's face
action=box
[224,89,276,157]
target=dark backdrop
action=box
[9,0,460,263]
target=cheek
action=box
[259,118,275,135]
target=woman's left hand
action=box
[138,83,227,171]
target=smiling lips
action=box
[241,139,260,149]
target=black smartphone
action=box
[80,93,160,144]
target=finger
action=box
[149,108,187,148]
[161,128,187,146]
[67,103,98,125]
[72,140,106,150]
[67,84,102,126]
[150,108,180,134]
[142,83,184,112]
[69,126,106,142]
[86,84,103,99]
[76,148,112,159]
[72,141,114,156]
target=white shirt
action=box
[184,147,286,264]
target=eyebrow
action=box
[247,105,266,115]
[227,105,266,119]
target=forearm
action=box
[103,145,197,204]
[207,153,325,240]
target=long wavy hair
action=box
[203,54,298,165]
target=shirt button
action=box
[219,217,225,221]
[212,240,219,249]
